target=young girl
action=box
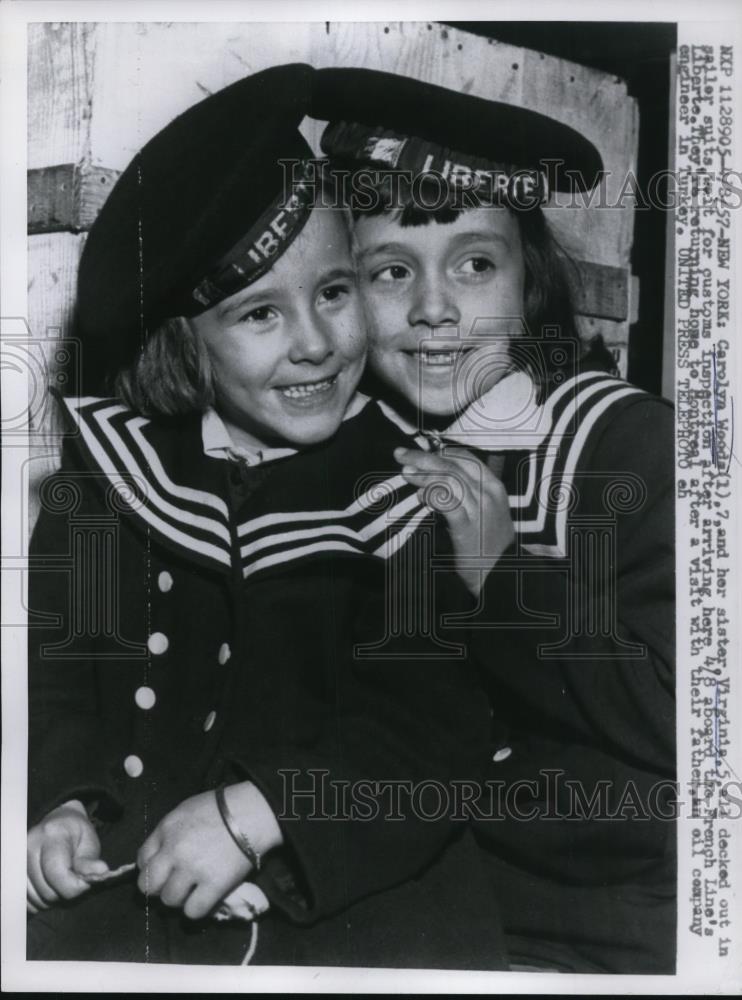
[314,66,676,974]
[26,64,503,968]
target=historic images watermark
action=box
[279,158,742,214]
[277,768,742,824]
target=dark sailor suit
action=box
[460,369,676,975]
[27,393,505,968]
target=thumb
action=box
[73,856,109,878]
[72,817,103,866]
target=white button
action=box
[218,642,231,666]
[158,571,173,593]
[134,686,156,710]
[147,632,169,655]
[203,711,217,732]
[124,754,144,777]
[492,746,512,763]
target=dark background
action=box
[447,22,677,396]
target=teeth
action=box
[279,377,335,399]
[415,350,461,366]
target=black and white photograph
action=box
[1,1,740,993]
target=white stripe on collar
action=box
[202,392,371,466]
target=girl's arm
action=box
[466,396,675,774]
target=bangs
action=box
[344,168,512,227]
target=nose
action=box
[407,272,461,328]
[287,314,334,366]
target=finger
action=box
[413,459,510,515]
[434,445,473,461]
[27,865,59,907]
[159,870,198,909]
[28,847,61,905]
[394,446,425,464]
[429,448,495,486]
[183,883,223,922]
[396,447,465,475]
[26,878,48,912]
[40,840,90,900]
[401,469,474,518]
[137,830,162,870]
[73,856,110,879]
[400,464,471,494]
[412,484,462,513]
[396,443,485,473]
[75,817,103,861]
[137,850,172,897]
[402,460,482,506]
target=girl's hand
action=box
[136,782,283,920]
[27,800,108,913]
[395,445,514,597]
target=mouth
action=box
[276,374,339,400]
[403,347,477,368]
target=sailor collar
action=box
[376,370,648,558]
[57,391,423,581]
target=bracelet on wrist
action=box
[214,785,262,872]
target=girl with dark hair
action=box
[315,67,675,975]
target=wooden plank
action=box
[26,232,87,534]
[27,231,86,352]
[27,164,76,234]
[311,21,524,101]
[77,165,122,230]
[28,164,121,234]
[575,316,628,379]
[572,261,629,321]
[28,22,96,169]
[523,46,639,268]
[89,22,317,170]
[27,22,96,522]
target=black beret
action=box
[76,63,316,393]
[311,67,603,194]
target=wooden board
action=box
[28,163,120,234]
[27,231,85,354]
[28,22,95,169]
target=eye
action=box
[458,256,495,276]
[372,263,411,283]
[318,283,351,304]
[237,305,277,325]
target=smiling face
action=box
[353,206,525,418]
[190,208,366,450]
